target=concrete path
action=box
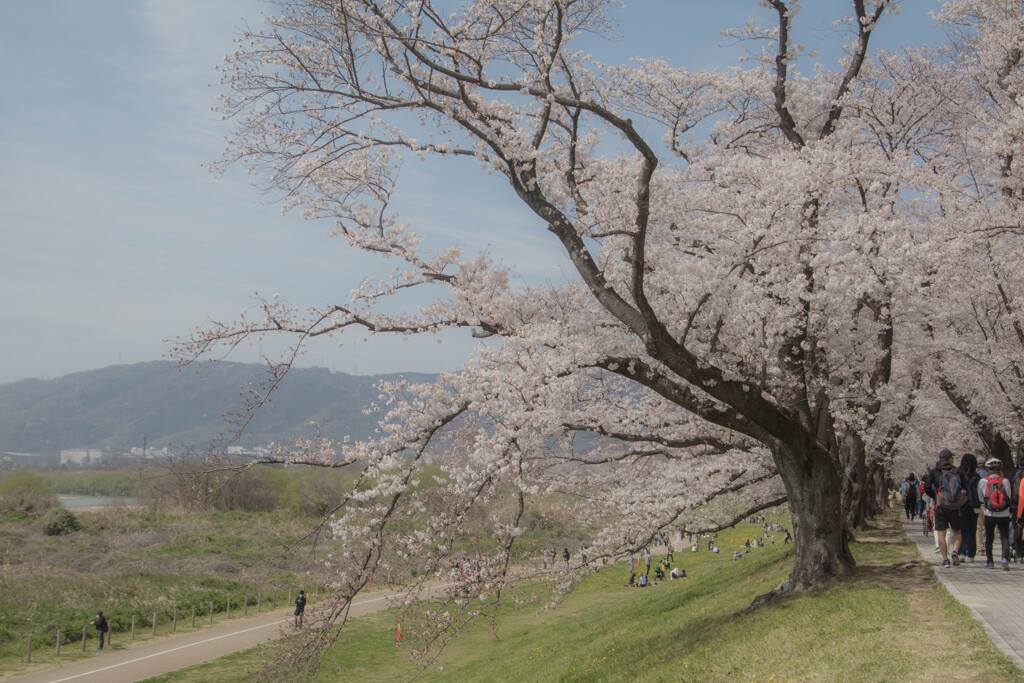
[3,589,399,683]
[902,517,1024,672]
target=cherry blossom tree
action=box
[890,0,1024,469]
[175,0,1024,675]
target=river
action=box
[57,494,140,509]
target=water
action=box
[58,494,140,509]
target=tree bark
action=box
[838,432,883,531]
[771,439,854,595]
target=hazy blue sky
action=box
[0,1,943,384]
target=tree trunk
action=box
[771,440,854,596]
[838,432,876,530]
[867,464,889,516]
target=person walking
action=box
[979,458,1013,570]
[643,550,652,577]
[1009,450,1024,562]
[901,474,919,521]
[925,449,967,567]
[294,590,307,628]
[91,610,108,651]
[562,547,570,568]
[958,454,981,562]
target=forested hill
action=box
[0,362,437,457]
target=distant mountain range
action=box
[0,361,437,457]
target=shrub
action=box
[215,468,278,512]
[0,469,57,513]
[43,508,83,536]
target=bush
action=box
[43,508,83,536]
[215,468,278,513]
[0,469,57,513]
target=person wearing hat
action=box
[924,449,966,567]
[978,458,1013,570]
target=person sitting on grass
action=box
[654,565,665,580]
[670,567,686,579]
[637,573,648,587]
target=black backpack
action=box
[966,473,981,508]
[1010,468,1024,511]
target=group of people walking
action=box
[902,448,1024,569]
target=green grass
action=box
[140,515,1024,682]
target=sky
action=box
[0,0,944,385]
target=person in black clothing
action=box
[1010,450,1024,562]
[924,449,966,567]
[958,453,981,562]
[91,610,108,651]
[902,473,919,521]
[294,590,307,629]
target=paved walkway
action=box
[3,589,400,683]
[902,517,1024,672]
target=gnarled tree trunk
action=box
[773,439,854,594]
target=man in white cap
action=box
[979,458,1013,570]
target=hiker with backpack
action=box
[900,474,919,521]
[957,453,981,562]
[924,449,967,568]
[979,458,1013,570]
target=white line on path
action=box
[45,593,398,683]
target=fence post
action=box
[26,634,32,663]
[191,605,196,629]
[82,625,87,651]
[209,602,213,625]
[258,591,262,613]
[273,591,277,609]
[55,627,61,656]
[173,606,178,632]
[132,615,136,640]
[288,588,292,608]
[227,596,231,620]
[314,584,319,599]
[152,611,157,636]
[108,623,112,647]
[244,595,248,616]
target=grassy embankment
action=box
[145,516,1022,683]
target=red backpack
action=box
[984,477,1009,512]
